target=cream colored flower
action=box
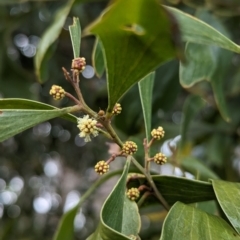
[77,115,98,142]
[151,126,165,140]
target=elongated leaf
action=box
[0,98,77,123]
[166,6,240,53]
[210,47,232,122]
[34,0,74,83]
[87,157,140,240]
[180,95,205,148]
[121,197,140,237]
[179,10,233,122]
[132,175,215,206]
[181,156,220,181]
[180,43,215,87]
[212,180,240,234]
[160,202,240,240]
[53,170,122,240]
[152,60,180,112]
[92,38,105,78]
[152,176,215,205]
[206,133,232,167]
[86,0,179,113]
[69,17,81,58]
[138,72,155,142]
[0,107,74,142]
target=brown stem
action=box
[106,152,125,165]
[96,128,113,140]
[137,191,153,208]
[138,185,152,192]
[62,67,86,106]
[144,138,150,173]
[61,104,82,114]
[131,157,170,211]
[147,138,155,148]
[62,67,72,82]
[99,120,123,147]
[65,92,81,105]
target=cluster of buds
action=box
[122,141,138,155]
[77,115,99,142]
[154,152,167,165]
[71,57,86,72]
[49,85,65,100]
[112,103,122,115]
[151,126,165,140]
[94,161,109,175]
[126,187,140,201]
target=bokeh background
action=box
[1,0,240,239]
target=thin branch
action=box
[97,128,113,140]
[131,157,170,211]
[99,120,123,147]
[65,92,81,105]
[137,191,153,208]
[144,138,150,173]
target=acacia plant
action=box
[1,0,240,239]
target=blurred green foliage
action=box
[1,0,240,239]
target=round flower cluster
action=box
[151,126,165,140]
[71,57,86,72]
[94,161,109,175]
[122,141,138,155]
[126,188,140,201]
[49,85,65,100]
[154,152,167,165]
[77,115,98,142]
[112,103,122,115]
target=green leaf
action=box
[53,170,122,240]
[34,0,74,83]
[0,107,74,142]
[69,17,81,58]
[180,95,205,148]
[180,43,215,87]
[167,6,240,53]
[212,180,240,234]
[92,38,105,78]
[182,0,205,8]
[133,175,215,207]
[87,157,140,240]
[152,176,215,205]
[138,72,155,142]
[152,60,180,113]
[181,156,220,181]
[205,133,232,167]
[178,10,233,121]
[0,98,77,123]
[196,200,219,216]
[210,47,232,122]
[160,202,240,240]
[180,42,232,121]
[86,0,178,113]
[121,197,140,237]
